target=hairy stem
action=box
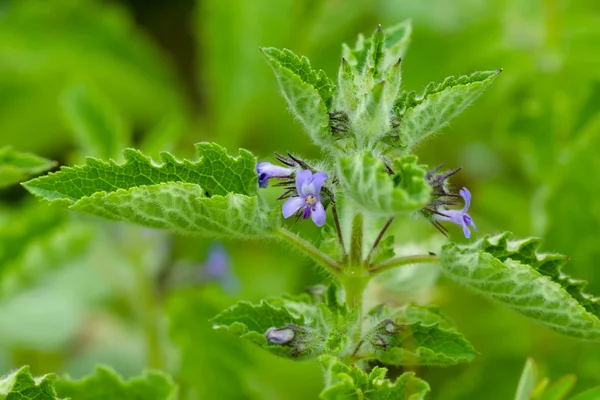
[366,217,395,264]
[274,227,341,274]
[350,213,364,266]
[331,204,347,260]
[369,254,439,275]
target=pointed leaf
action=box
[337,152,431,215]
[343,20,412,77]
[0,366,60,400]
[393,70,501,149]
[515,358,538,400]
[23,143,257,204]
[262,47,334,146]
[538,374,576,400]
[22,143,271,237]
[211,299,315,359]
[319,355,429,400]
[0,147,55,188]
[71,183,271,238]
[54,366,176,400]
[440,233,600,341]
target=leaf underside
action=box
[441,233,600,341]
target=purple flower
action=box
[435,187,477,238]
[202,243,239,293]
[282,170,328,227]
[256,162,293,188]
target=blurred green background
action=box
[0,0,599,399]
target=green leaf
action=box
[54,366,176,400]
[337,152,431,215]
[362,303,476,366]
[570,386,600,400]
[0,366,60,400]
[369,322,477,366]
[23,143,257,203]
[343,21,412,77]
[393,70,501,150]
[515,358,538,400]
[61,85,129,159]
[261,47,334,146]
[440,233,600,341]
[212,299,310,359]
[22,143,270,237]
[319,355,429,400]
[71,183,270,238]
[538,374,576,400]
[0,147,55,188]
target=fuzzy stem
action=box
[274,227,341,274]
[366,217,395,264]
[369,254,439,276]
[331,204,347,260]
[350,213,364,267]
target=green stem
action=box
[366,217,395,263]
[274,227,340,274]
[331,204,347,259]
[369,254,439,276]
[350,213,364,267]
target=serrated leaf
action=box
[262,47,334,147]
[212,300,310,359]
[23,143,257,203]
[369,322,476,366]
[71,183,270,238]
[22,143,271,237]
[61,85,129,159]
[393,70,501,150]
[319,355,429,400]
[0,147,55,188]
[343,21,412,77]
[54,366,176,400]
[337,152,431,215]
[0,366,61,400]
[440,233,600,341]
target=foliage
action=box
[1,1,599,400]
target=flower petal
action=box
[311,172,328,196]
[256,162,293,188]
[311,202,326,227]
[461,221,472,239]
[460,187,472,211]
[295,170,313,197]
[282,197,304,218]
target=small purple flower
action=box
[282,170,328,227]
[435,187,477,238]
[202,243,239,293]
[256,162,293,188]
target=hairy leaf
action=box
[23,143,257,204]
[343,21,412,77]
[337,152,431,215]
[54,366,176,400]
[61,85,128,159]
[440,233,600,341]
[212,299,311,359]
[261,47,334,146]
[319,355,429,400]
[22,144,270,237]
[393,70,501,149]
[71,183,270,238]
[0,366,60,400]
[0,147,55,188]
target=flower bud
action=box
[265,326,295,345]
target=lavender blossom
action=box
[435,187,477,238]
[201,243,239,293]
[282,170,328,227]
[256,162,293,188]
